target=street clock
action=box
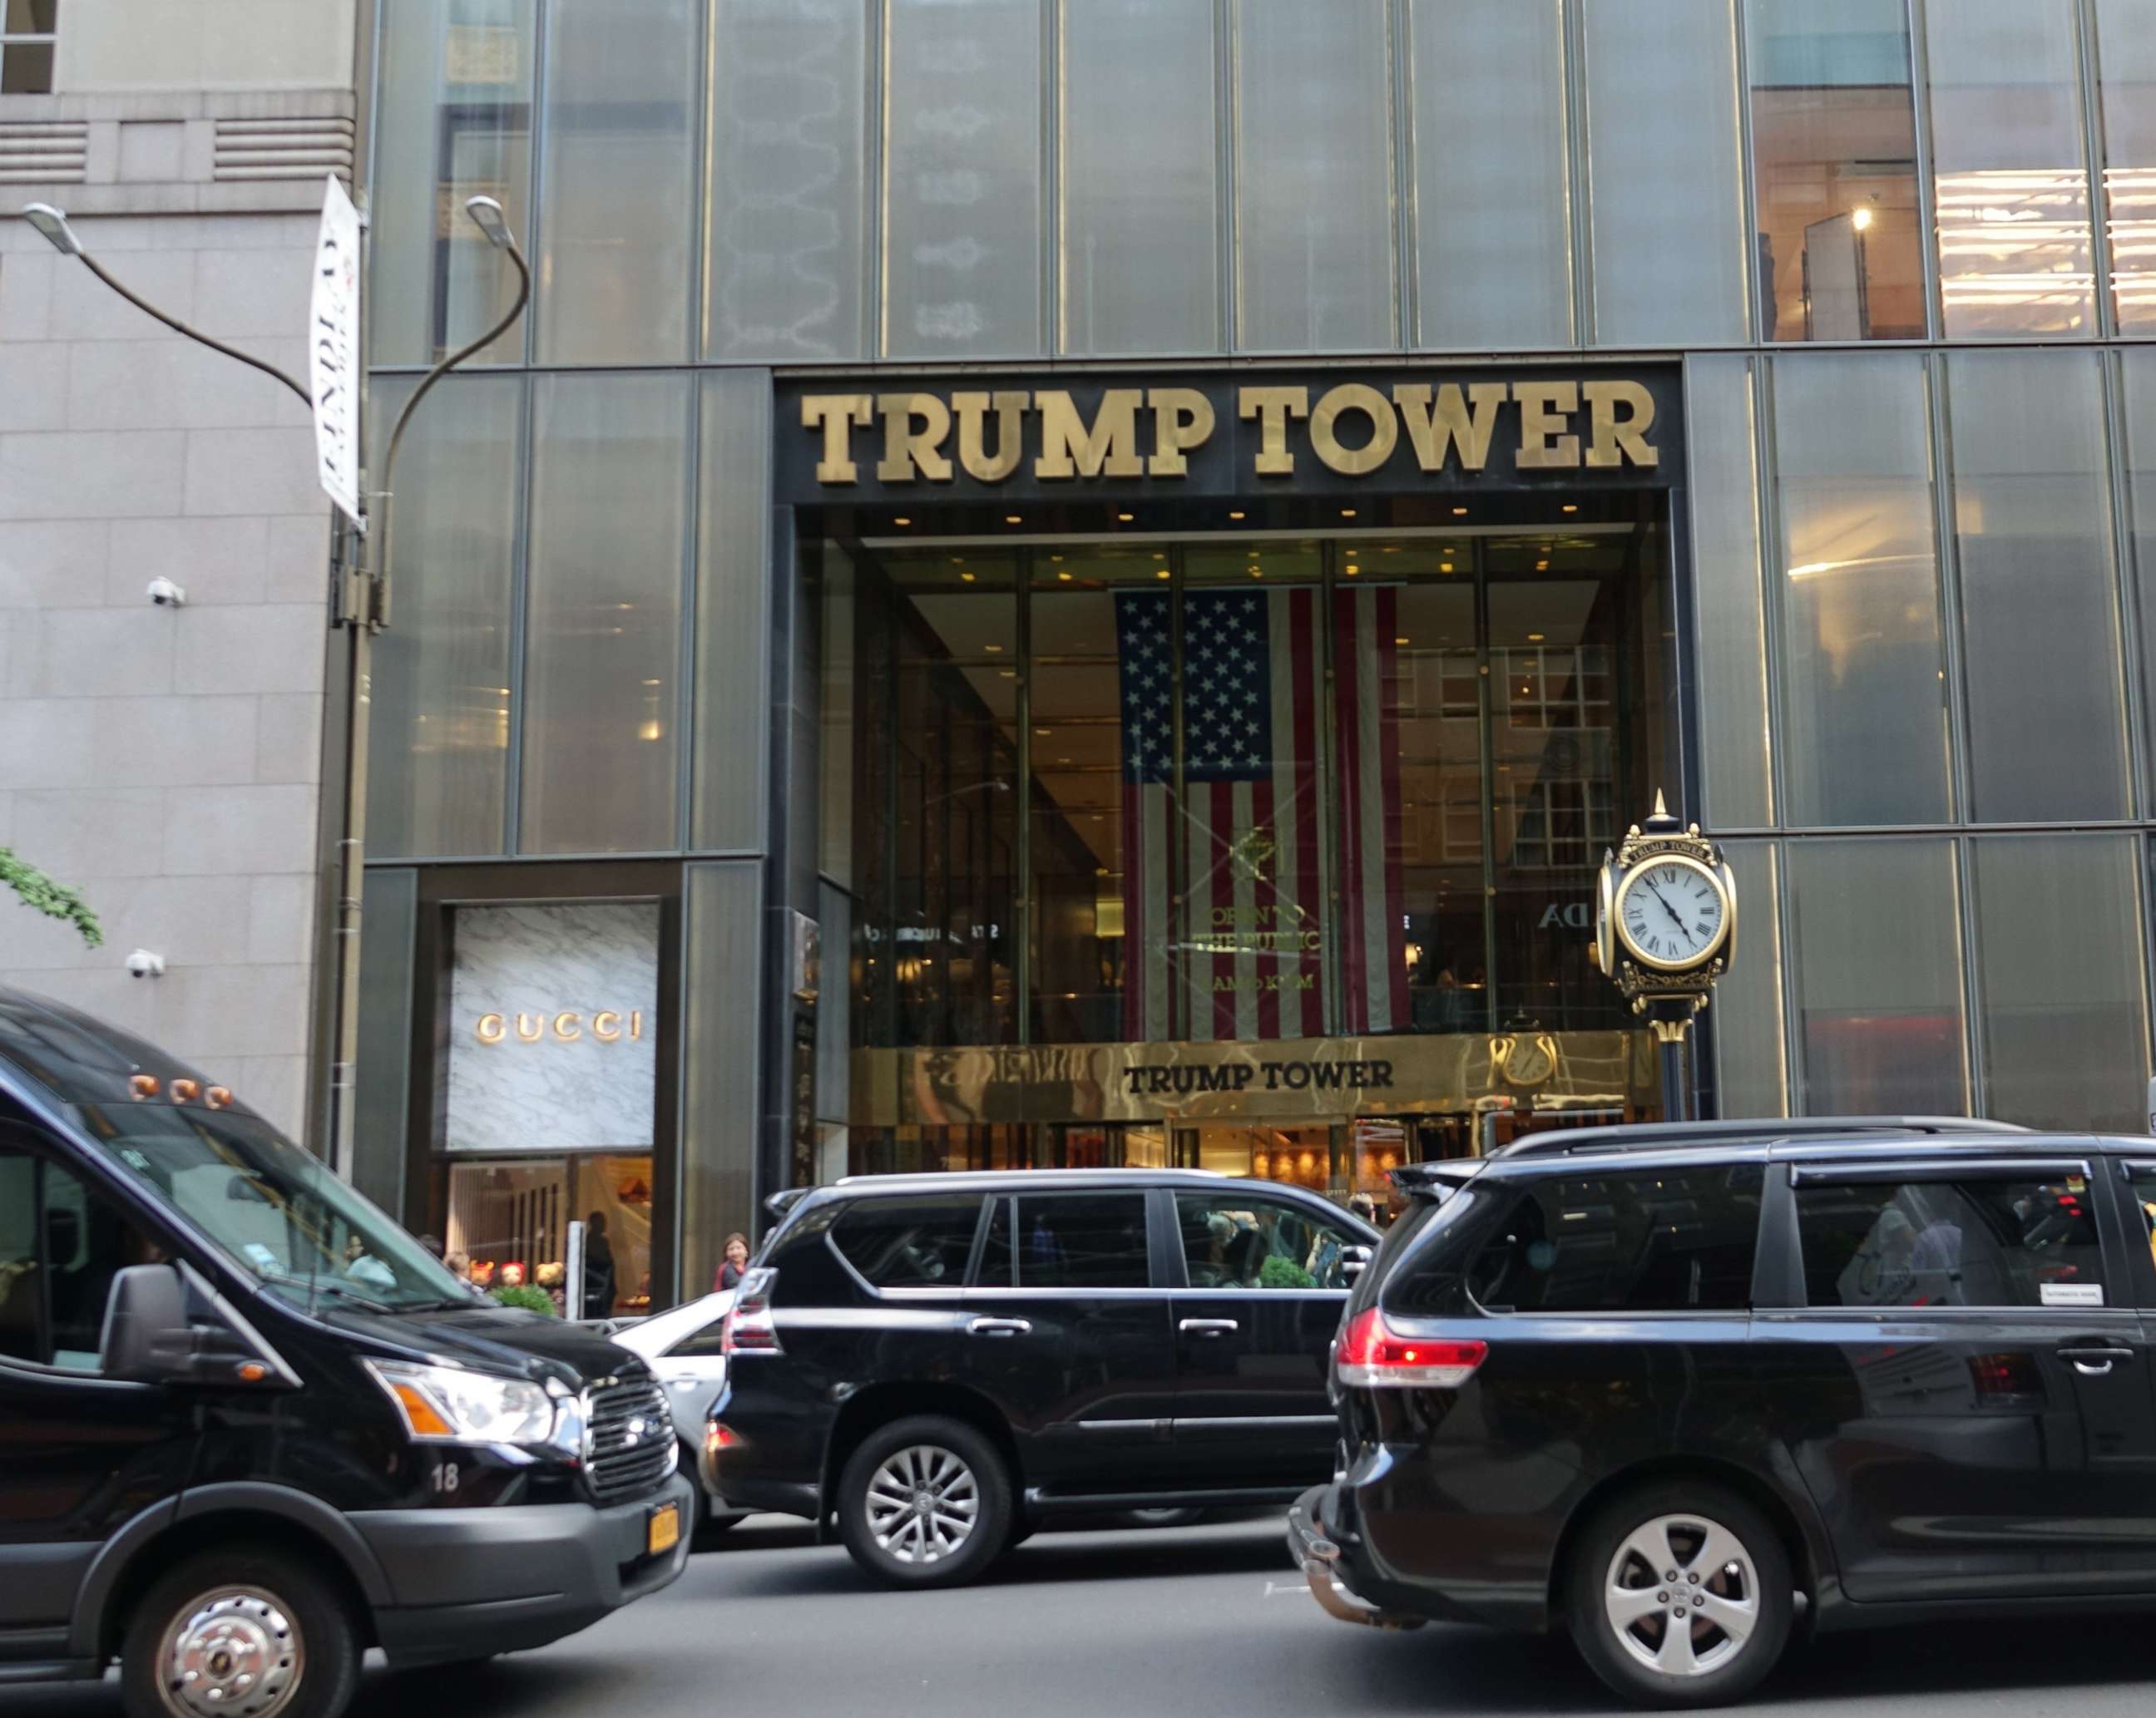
[1592,793,1737,1107]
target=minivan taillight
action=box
[1335,1307,1485,1389]
[720,1267,783,1356]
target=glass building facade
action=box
[355,0,2156,1302]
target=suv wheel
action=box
[838,1414,1013,1589]
[121,1548,359,1718]
[1567,1482,1792,1708]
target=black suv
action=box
[701,1169,1378,1586]
[1288,1116,2156,1706]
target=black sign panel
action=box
[772,365,1684,509]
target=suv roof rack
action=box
[1493,1115,2031,1160]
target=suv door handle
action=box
[1179,1318,1239,1335]
[2058,1345,2135,1375]
[967,1317,1031,1338]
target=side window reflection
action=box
[1176,1193,1357,1291]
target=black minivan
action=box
[0,990,692,1718]
[1291,1117,2156,1707]
[703,1168,1378,1587]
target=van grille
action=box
[583,1377,675,1505]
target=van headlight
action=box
[366,1358,581,1456]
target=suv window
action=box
[1796,1175,2104,1309]
[666,1313,732,1358]
[830,1196,982,1289]
[1465,1164,1763,1313]
[1,1134,163,1370]
[1015,1192,1150,1290]
[1176,1192,1361,1290]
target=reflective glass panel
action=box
[1743,0,1923,340]
[1972,836,2147,1133]
[519,374,690,854]
[2096,0,2156,333]
[845,550,1020,1049]
[1060,0,1219,355]
[1925,0,2096,338]
[1713,841,1788,1118]
[1407,0,1571,348]
[680,860,762,1297]
[366,374,520,858]
[1234,0,1397,352]
[1485,549,1645,1032]
[1030,547,1155,1044]
[691,369,774,852]
[1946,350,2128,821]
[882,0,1043,358]
[705,0,871,361]
[371,0,536,365]
[1786,838,1966,1114]
[2127,352,2156,797]
[1771,353,1951,826]
[1582,0,1748,344]
[534,0,697,363]
[1687,357,1771,827]
[1387,551,1485,1038]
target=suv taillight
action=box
[1335,1306,1485,1389]
[720,1267,783,1356]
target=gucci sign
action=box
[474,1010,646,1045]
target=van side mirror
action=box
[1342,1245,1375,1281]
[103,1264,281,1387]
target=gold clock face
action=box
[1613,853,1732,973]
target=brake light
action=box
[1335,1307,1486,1389]
[720,1267,783,1356]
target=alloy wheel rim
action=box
[1603,1512,1759,1678]
[865,1444,980,1563]
[158,1587,305,1718]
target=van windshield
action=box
[81,1103,470,1314]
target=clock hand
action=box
[1644,880,1689,934]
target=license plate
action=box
[647,1502,681,1556]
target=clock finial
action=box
[1653,788,1668,818]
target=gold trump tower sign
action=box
[774,368,1683,505]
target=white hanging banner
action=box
[309,175,364,528]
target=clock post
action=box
[1591,792,1738,1123]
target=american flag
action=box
[1116,585,1407,1043]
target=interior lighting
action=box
[1340,508,1357,519]
[1852,205,1875,231]
[1006,515,1022,525]
[1228,511,1245,521]
[1117,511,1134,522]
[894,516,912,526]
[1451,506,1468,516]
[1560,504,1577,514]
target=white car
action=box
[609,1290,745,1535]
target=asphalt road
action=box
[17,1513,2156,1718]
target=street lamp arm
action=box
[73,249,315,409]
[380,234,531,496]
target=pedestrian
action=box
[582,1211,616,1320]
[715,1232,750,1291]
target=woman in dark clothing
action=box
[715,1232,750,1291]
[582,1211,616,1320]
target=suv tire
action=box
[1565,1481,1793,1709]
[837,1414,1013,1589]
[121,1546,360,1718]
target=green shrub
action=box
[1258,1253,1315,1291]
[490,1284,557,1316]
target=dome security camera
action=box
[146,577,186,608]
[126,949,166,979]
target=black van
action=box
[0,990,692,1718]
[1290,1116,2156,1708]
